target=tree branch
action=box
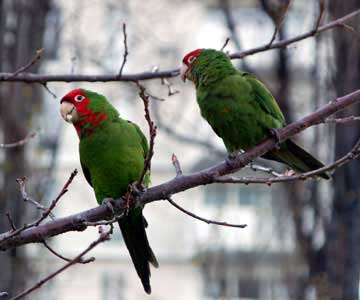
[135,83,157,189]
[0,9,357,83]
[0,89,358,251]
[0,132,36,149]
[42,239,95,264]
[215,136,360,185]
[167,197,246,228]
[16,176,55,219]
[10,228,111,300]
[118,23,128,77]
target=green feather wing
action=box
[196,72,286,151]
[127,120,150,187]
[242,72,286,126]
[127,120,149,158]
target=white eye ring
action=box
[188,56,196,64]
[74,95,85,102]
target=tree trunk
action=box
[0,0,51,295]
[326,1,360,299]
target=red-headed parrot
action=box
[60,89,158,294]
[180,48,329,179]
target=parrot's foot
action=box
[130,182,147,197]
[268,128,281,149]
[123,182,147,215]
[226,152,238,167]
[103,198,116,214]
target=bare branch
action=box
[267,0,292,47]
[10,228,111,300]
[136,82,157,189]
[325,115,360,124]
[0,89,359,251]
[314,0,325,31]
[1,170,78,244]
[16,176,55,219]
[248,163,284,177]
[83,214,124,227]
[42,239,95,264]
[37,169,78,226]
[0,132,36,149]
[42,83,57,98]
[171,154,183,177]
[229,9,360,59]
[118,23,129,77]
[220,37,231,52]
[10,48,43,78]
[5,212,16,231]
[0,10,357,83]
[167,197,246,228]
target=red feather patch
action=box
[182,49,202,66]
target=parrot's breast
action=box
[79,121,145,204]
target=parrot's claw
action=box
[130,182,146,198]
[268,128,281,149]
[103,198,116,214]
[226,152,238,167]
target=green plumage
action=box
[188,49,329,179]
[78,89,158,294]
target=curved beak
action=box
[60,101,79,123]
[179,63,189,82]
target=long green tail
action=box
[264,139,330,179]
[118,210,158,294]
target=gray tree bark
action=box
[326,1,360,299]
[0,0,51,295]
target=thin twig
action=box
[171,154,183,177]
[16,176,55,219]
[10,48,44,78]
[42,83,57,98]
[313,0,325,32]
[35,169,78,226]
[152,66,179,97]
[83,214,124,227]
[42,239,95,264]
[10,228,112,300]
[118,23,129,76]
[1,170,78,243]
[6,212,16,231]
[325,115,360,124]
[136,82,157,189]
[247,163,284,177]
[220,37,230,51]
[337,23,360,39]
[0,132,36,149]
[167,197,247,228]
[267,0,291,47]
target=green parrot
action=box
[180,49,329,179]
[60,88,158,294]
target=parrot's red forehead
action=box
[60,89,86,103]
[182,49,202,65]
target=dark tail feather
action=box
[264,139,330,179]
[118,210,158,294]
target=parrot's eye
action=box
[74,95,85,102]
[188,55,196,64]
